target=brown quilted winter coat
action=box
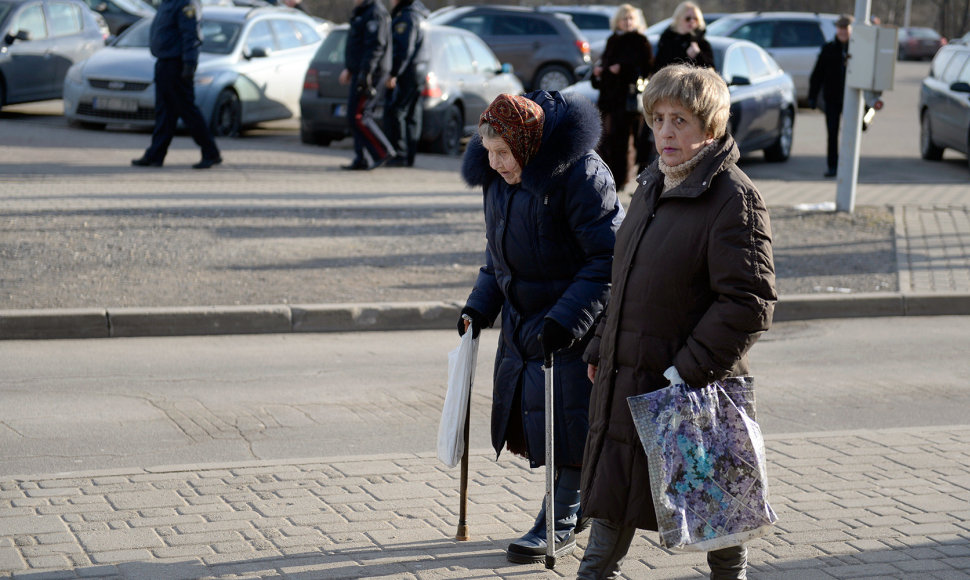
[580,134,777,530]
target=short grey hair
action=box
[642,64,730,139]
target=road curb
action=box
[1,294,968,340]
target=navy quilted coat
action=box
[461,90,625,467]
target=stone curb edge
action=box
[2,293,969,340]
[7,424,970,482]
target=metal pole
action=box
[835,0,872,213]
[544,353,556,569]
[903,0,912,28]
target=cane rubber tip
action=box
[545,555,556,569]
[456,525,469,541]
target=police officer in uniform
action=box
[131,0,221,169]
[339,0,395,170]
[383,0,428,167]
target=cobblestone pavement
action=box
[1,425,969,579]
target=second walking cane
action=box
[544,352,556,569]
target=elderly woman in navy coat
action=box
[458,91,624,564]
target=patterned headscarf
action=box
[479,94,545,168]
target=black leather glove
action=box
[356,73,375,97]
[458,307,487,339]
[181,61,196,84]
[539,318,574,361]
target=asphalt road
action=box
[2,59,968,478]
[2,316,969,477]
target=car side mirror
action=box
[247,46,271,58]
[4,29,30,45]
[729,75,751,86]
[950,81,970,93]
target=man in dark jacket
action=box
[339,0,395,170]
[808,14,853,178]
[383,0,429,167]
[132,0,221,169]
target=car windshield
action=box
[113,17,241,54]
[909,28,940,39]
[111,0,155,14]
[705,16,743,36]
[0,2,11,23]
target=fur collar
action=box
[461,90,603,193]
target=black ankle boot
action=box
[507,467,581,564]
[576,518,637,579]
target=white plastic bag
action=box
[437,329,479,467]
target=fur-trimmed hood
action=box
[461,90,603,193]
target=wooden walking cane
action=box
[456,314,473,541]
[456,395,471,541]
[544,352,557,569]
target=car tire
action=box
[920,111,944,161]
[211,89,242,138]
[764,108,793,162]
[431,105,462,156]
[533,64,574,92]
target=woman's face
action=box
[676,9,699,34]
[651,99,714,167]
[482,135,523,185]
[616,10,637,32]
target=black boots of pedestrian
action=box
[506,466,582,564]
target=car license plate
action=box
[93,97,138,112]
[333,104,346,118]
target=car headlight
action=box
[66,65,84,85]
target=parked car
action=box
[919,43,970,170]
[898,26,946,61]
[0,0,107,111]
[537,5,616,47]
[63,5,328,135]
[77,0,152,36]
[705,11,839,103]
[300,23,523,155]
[563,36,796,162]
[428,5,589,92]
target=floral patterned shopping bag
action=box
[627,377,777,552]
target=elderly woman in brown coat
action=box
[577,64,777,579]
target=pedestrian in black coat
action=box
[383,0,429,167]
[131,0,221,169]
[652,1,714,71]
[339,0,395,170]
[460,91,624,565]
[592,4,652,190]
[809,14,854,177]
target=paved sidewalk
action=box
[1,425,969,579]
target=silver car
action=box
[63,5,328,135]
[705,11,839,103]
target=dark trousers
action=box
[144,58,220,163]
[383,71,424,165]
[576,518,748,579]
[825,106,842,172]
[598,110,641,190]
[349,78,394,165]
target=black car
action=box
[919,44,970,171]
[0,0,107,111]
[563,36,796,162]
[299,23,523,155]
[428,5,590,92]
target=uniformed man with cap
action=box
[383,0,429,167]
[132,0,221,169]
[338,0,395,170]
